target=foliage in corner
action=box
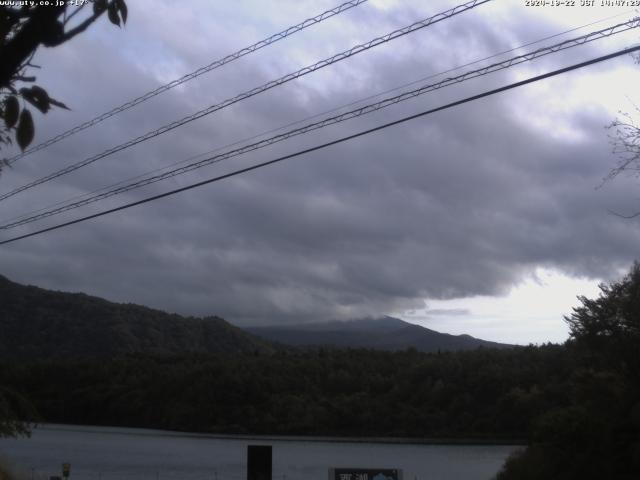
[603,50,640,218]
[0,0,128,161]
[497,262,640,480]
[0,386,38,438]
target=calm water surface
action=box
[0,424,519,480]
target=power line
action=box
[4,0,370,165]
[2,44,637,247]
[3,18,637,230]
[7,12,615,231]
[0,0,491,203]
[4,9,630,228]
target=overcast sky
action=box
[1,0,639,344]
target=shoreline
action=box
[34,423,526,446]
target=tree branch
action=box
[50,8,104,46]
[63,5,86,26]
[0,6,64,87]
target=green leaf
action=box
[116,0,127,24]
[93,0,107,15]
[4,96,19,129]
[108,2,121,26]
[20,86,50,114]
[16,109,34,151]
[49,97,70,110]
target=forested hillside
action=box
[0,275,274,358]
[0,346,564,439]
[0,275,509,358]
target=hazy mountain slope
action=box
[0,275,274,359]
[247,316,512,352]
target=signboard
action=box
[247,445,272,480]
[329,468,402,480]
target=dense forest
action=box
[0,345,566,439]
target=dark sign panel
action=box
[330,468,402,480]
[247,445,272,480]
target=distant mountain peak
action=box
[247,316,512,353]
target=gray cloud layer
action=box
[1,0,638,328]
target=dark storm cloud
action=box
[0,0,638,327]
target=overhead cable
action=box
[1,44,638,246]
[2,18,637,230]
[0,0,491,203]
[6,7,628,228]
[4,0,370,165]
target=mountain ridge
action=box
[0,274,274,359]
[0,275,511,359]
[247,315,512,352]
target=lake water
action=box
[0,424,519,480]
